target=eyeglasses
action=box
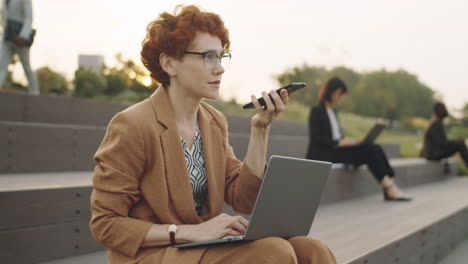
[184,51,231,71]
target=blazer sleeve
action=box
[308,106,338,148]
[19,0,33,39]
[220,116,263,215]
[89,113,153,258]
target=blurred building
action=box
[78,55,104,74]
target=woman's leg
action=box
[330,144,392,182]
[16,46,39,95]
[288,236,337,264]
[0,42,14,87]
[199,237,297,264]
[330,144,407,198]
[434,141,468,167]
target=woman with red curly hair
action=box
[90,5,336,264]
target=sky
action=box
[11,0,468,112]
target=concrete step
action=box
[0,90,126,126]
[0,91,309,136]
[0,158,458,263]
[0,121,400,173]
[0,91,310,137]
[38,177,468,264]
[438,236,468,264]
[0,91,401,157]
[314,177,468,264]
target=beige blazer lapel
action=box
[150,88,201,224]
[198,105,225,220]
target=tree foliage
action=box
[73,54,157,100]
[73,68,107,98]
[36,67,69,95]
[461,102,468,126]
[275,65,435,119]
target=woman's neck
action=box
[166,84,200,126]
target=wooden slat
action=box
[35,177,468,264]
[0,220,104,264]
[309,177,468,263]
[0,187,92,230]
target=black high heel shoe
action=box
[383,184,412,202]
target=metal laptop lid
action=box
[362,121,387,144]
[244,155,331,240]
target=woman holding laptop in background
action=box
[306,77,411,202]
[89,5,336,264]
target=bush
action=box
[73,68,107,98]
[36,67,69,95]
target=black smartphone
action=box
[242,82,307,109]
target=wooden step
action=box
[0,159,458,263]
[0,121,400,173]
[37,177,468,264]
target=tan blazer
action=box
[90,87,263,264]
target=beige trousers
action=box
[199,236,337,264]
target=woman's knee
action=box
[250,237,297,263]
[363,143,383,152]
[288,236,337,264]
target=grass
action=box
[207,99,424,158]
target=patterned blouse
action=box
[180,120,208,215]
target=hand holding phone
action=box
[242,82,307,109]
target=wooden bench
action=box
[0,157,459,263]
[36,176,468,264]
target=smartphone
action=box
[242,82,307,109]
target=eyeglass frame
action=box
[183,50,231,70]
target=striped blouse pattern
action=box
[181,121,208,215]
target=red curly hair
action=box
[141,5,230,87]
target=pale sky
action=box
[20,0,468,110]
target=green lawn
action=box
[207,100,423,157]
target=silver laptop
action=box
[173,155,332,248]
[361,121,387,145]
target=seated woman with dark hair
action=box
[89,5,336,264]
[305,77,411,202]
[421,102,468,166]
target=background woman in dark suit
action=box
[305,77,411,201]
[421,102,468,166]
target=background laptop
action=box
[361,121,387,145]
[173,155,332,249]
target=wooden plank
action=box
[0,171,93,192]
[0,91,25,122]
[0,220,104,264]
[28,177,468,264]
[24,95,73,124]
[309,177,468,263]
[39,251,107,264]
[7,124,74,173]
[0,186,92,230]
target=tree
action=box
[274,64,328,107]
[102,54,157,98]
[353,70,433,118]
[462,102,468,126]
[73,68,107,98]
[36,67,69,95]
[274,65,435,119]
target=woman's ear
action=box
[160,53,177,77]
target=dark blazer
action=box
[420,119,448,159]
[305,102,344,161]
